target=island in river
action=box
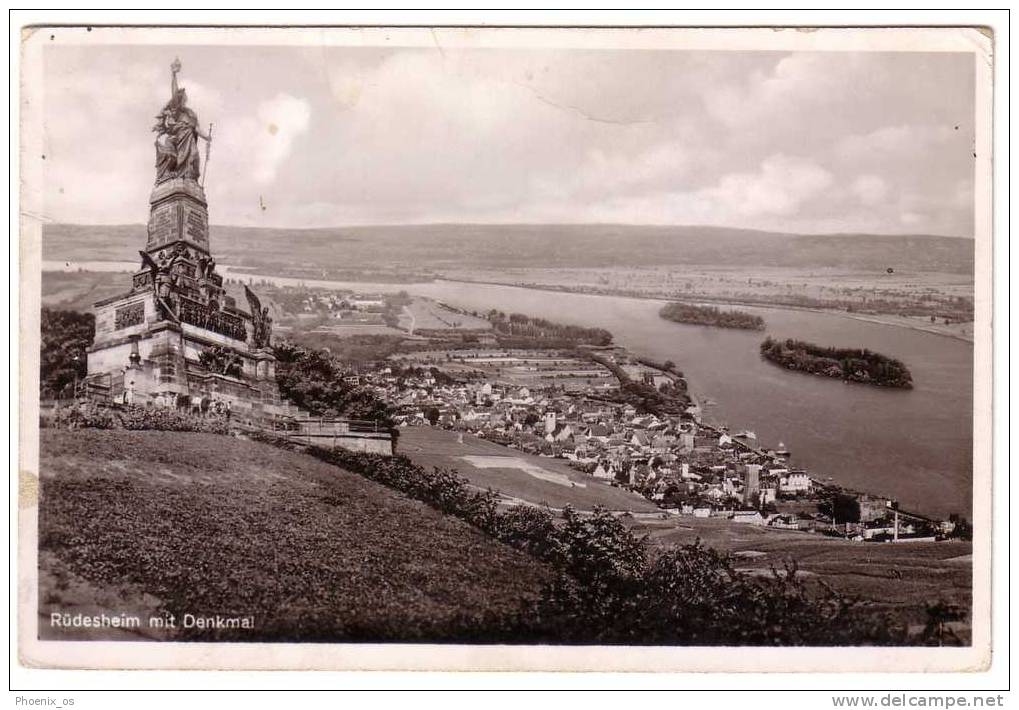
[760,337,914,389]
[659,302,765,330]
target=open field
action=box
[393,348,617,391]
[41,270,130,312]
[445,265,975,302]
[302,324,406,337]
[632,515,972,630]
[41,263,974,343]
[399,298,492,333]
[38,429,552,642]
[444,265,975,337]
[397,426,659,513]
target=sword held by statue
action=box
[201,122,213,187]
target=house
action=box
[630,431,651,448]
[768,515,801,530]
[650,435,673,454]
[858,495,892,522]
[632,463,652,484]
[779,472,812,494]
[647,374,672,390]
[543,411,557,434]
[680,463,702,481]
[544,423,574,443]
[731,510,766,526]
[704,485,727,501]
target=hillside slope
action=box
[398,426,660,513]
[38,429,551,642]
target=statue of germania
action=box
[153,58,211,184]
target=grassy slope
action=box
[38,429,552,643]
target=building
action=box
[779,471,812,494]
[731,510,767,525]
[743,463,762,505]
[81,60,392,453]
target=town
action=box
[301,292,964,544]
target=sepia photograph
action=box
[15,23,995,676]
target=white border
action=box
[9,11,1008,692]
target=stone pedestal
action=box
[83,69,296,426]
[146,178,210,255]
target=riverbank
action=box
[40,261,975,343]
[39,261,974,518]
[442,277,976,344]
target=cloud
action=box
[836,124,956,164]
[38,44,976,236]
[852,175,889,206]
[209,93,311,191]
[250,93,312,184]
[703,155,834,217]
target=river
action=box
[45,261,974,518]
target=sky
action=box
[39,43,976,236]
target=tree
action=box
[40,308,95,399]
[425,406,441,426]
[273,339,394,425]
[819,493,861,524]
[948,514,973,541]
[921,602,966,646]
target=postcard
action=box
[17,24,994,672]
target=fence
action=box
[272,417,394,456]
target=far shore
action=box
[40,260,975,344]
[435,277,976,344]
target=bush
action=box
[40,308,94,399]
[251,431,907,645]
[273,340,395,424]
[49,403,231,435]
[487,311,613,346]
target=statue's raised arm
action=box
[170,57,181,99]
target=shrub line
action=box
[249,431,912,646]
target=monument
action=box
[84,59,292,422]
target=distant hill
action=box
[42,223,974,274]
